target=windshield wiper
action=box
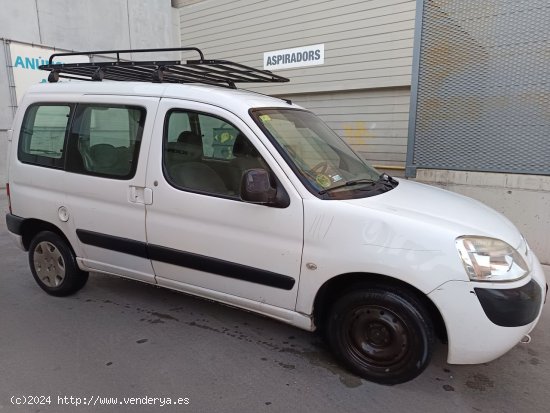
[318,178,376,195]
[318,174,397,195]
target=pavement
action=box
[0,193,548,413]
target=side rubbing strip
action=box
[148,244,295,290]
[75,229,295,290]
[76,229,148,258]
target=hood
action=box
[344,179,522,248]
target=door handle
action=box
[129,186,153,205]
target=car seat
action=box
[168,131,227,194]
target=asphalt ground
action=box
[0,194,548,413]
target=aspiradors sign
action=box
[264,44,324,70]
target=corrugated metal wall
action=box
[176,0,415,169]
[290,88,410,168]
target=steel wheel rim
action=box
[344,305,411,372]
[33,241,66,287]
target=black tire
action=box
[28,231,89,297]
[326,286,435,385]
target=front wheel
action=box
[28,231,89,296]
[326,286,435,385]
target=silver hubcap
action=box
[33,241,66,287]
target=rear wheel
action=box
[28,231,89,296]
[326,286,434,385]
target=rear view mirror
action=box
[240,169,276,204]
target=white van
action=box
[5,48,546,384]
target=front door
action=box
[145,98,304,310]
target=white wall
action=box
[0,0,181,183]
[0,0,178,54]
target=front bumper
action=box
[428,253,546,365]
[475,280,542,327]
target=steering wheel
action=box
[311,161,329,175]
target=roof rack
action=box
[38,47,289,89]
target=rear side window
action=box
[66,104,146,179]
[18,104,72,168]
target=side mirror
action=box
[240,169,277,204]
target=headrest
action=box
[178,131,201,145]
[90,143,118,168]
[233,133,259,158]
[176,131,203,160]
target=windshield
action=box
[252,108,396,199]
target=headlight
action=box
[456,236,529,282]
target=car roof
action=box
[25,81,299,112]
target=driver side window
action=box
[163,110,267,198]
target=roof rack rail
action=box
[38,47,289,89]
